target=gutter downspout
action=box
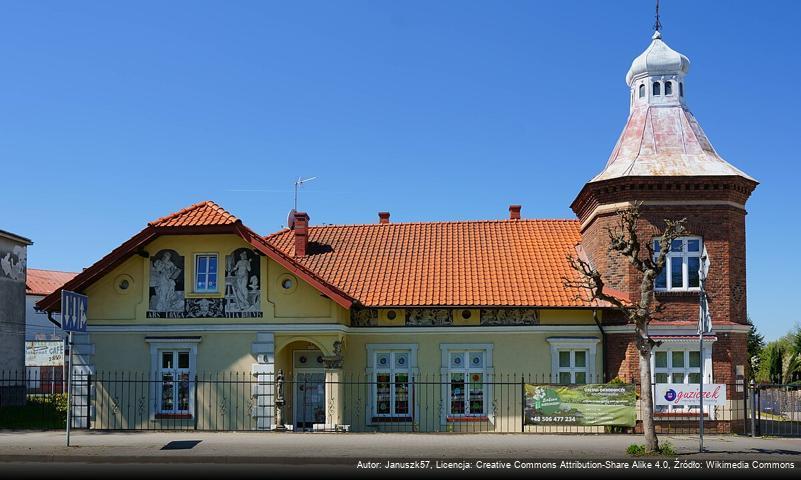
[592,309,607,382]
[45,310,62,329]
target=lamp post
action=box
[698,252,711,453]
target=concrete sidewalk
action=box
[0,430,799,464]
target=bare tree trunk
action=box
[637,332,659,452]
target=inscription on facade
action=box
[147,248,263,319]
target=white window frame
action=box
[654,236,703,292]
[440,344,494,421]
[547,338,599,384]
[146,338,199,420]
[366,344,418,425]
[650,337,715,417]
[193,253,219,293]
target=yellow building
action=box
[36,27,756,435]
[37,201,609,432]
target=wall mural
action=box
[146,248,263,319]
[224,248,262,317]
[0,245,26,282]
[148,249,185,315]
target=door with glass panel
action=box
[292,350,326,430]
[159,350,191,416]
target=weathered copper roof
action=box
[595,104,756,182]
[591,104,755,183]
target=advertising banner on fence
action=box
[523,383,636,426]
[25,341,65,366]
[655,384,726,406]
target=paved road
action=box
[0,430,799,464]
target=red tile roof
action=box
[148,200,238,228]
[26,269,78,296]
[265,219,591,308]
[35,201,355,313]
[37,200,600,312]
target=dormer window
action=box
[652,81,661,96]
[654,237,703,291]
[638,84,645,98]
[664,81,673,95]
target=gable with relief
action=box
[148,249,185,313]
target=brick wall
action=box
[573,178,754,327]
[606,332,748,389]
[573,176,755,392]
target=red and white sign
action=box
[655,384,726,406]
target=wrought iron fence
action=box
[753,383,801,437]
[0,370,774,435]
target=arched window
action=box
[652,81,661,96]
[680,82,684,97]
[664,81,673,95]
[639,84,645,98]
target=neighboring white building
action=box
[25,268,77,342]
[24,269,77,394]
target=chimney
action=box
[293,211,310,257]
[509,204,522,220]
[378,212,390,224]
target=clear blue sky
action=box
[2,1,798,340]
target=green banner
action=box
[524,383,636,426]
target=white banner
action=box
[655,384,726,406]
[25,341,65,366]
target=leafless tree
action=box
[564,203,686,452]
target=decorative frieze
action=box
[351,308,378,327]
[405,308,452,326]
[350,308,539,327]
[479,308,539,326]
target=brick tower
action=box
[570,30,758,386]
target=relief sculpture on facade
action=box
[405,308,452,326]
[480,308,539,326]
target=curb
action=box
[0,454,356,465]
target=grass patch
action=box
[0,394,67,429]
[627,441,677,456]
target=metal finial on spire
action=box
[654,0,662,32]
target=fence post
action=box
[194,374,199,431]
[749,379,756,438]
[86,374,92,429]
[520,375,525,433]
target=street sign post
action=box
[61,290,88,447]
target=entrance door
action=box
[294,371,326,430]
[292,350,326,430]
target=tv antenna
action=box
[287,176,317,228]
[294,176,317,211]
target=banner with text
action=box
[524,383,636,426]
[655,384,726,406]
